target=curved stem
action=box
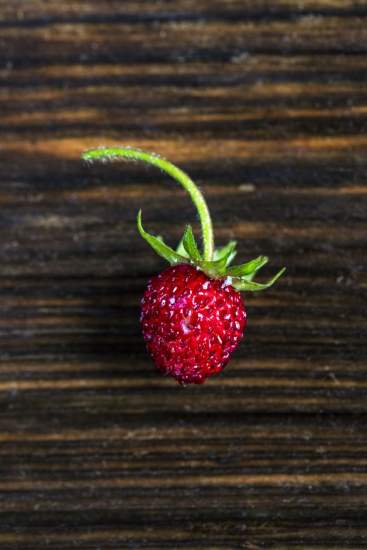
[82,146,214,261]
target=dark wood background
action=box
[0,1,366,548]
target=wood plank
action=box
[0,1,366,548]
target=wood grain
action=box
[0,1,366,548]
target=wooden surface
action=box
[0,1,367,548]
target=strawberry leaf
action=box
[227,255,268,279]
[182,225,202,261]
[137,210,188,265]
[232,267,286,291]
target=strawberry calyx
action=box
[82,146,285,291]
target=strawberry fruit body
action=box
[141,264,246,384]
[82,146,285,385]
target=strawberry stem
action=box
[82,147,215,261]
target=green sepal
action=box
[199,241,237,277]
[84,146,286,292]
[227,255,268,279]
[175,236,190,258]
[232,267,286,291]
[182,225,202,261]
[137,210,188,265]
[213,240,237,267]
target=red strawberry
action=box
[141,264,246,384]
[82,146,285,384]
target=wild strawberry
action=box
[82,146,285,384]
[141,264,246,384]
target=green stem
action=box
[82,146,215,261]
